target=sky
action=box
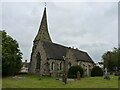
[1,2,118,63]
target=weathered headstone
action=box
[62,73,67,84]
[104,75,110,80]
[38,75,42,80]
[77,71,80,80]
[64,74,67,84]
[62,73,65,82]
[12,76,26,80]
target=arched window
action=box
[60,62,62,70]
[36,52,41,73]
[88,65,91,76]
[51,62,55,70]
[78,62,80,65]
[68,62,71,69]
[46,62,50,71]
[83,64,85,69]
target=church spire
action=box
[34,7,52,43]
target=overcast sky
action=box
[1,2,118,63]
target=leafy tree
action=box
[0,31,2,76]
[2,30,22,76]
[102,47,119,72]
[68,66,84,78]
[91,66,103,77]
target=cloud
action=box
[2,2,118,63]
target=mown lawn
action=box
[2,74,119,88]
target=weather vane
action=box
[44,2,47,7]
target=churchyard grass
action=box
[2,74,118,88]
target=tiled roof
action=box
[42,40,94,63]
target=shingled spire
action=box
[34,7,52,43]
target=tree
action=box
[91,66,103,77]
[2,30,23,76]
[102,47,119,72]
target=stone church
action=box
[29,7,95,77]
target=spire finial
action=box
[44,2,47,7]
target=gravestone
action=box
[104,68,110,80]
[104,75,110,80]
[62,73,67,84]
[38,75,42,80]
[64,75,67,84]
[12,76,26,80]
[77,71,80,80]
[62,73,65,82]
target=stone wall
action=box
[65,48,77,74]
[46,59,64,77]
[78,61,95,76]
[42,60,94,77]
[29,41,48,75]
[29,42,95,76]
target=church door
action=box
[35,52,41,73]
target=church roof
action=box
[42,40,94,63]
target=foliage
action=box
[68,65,84,78]
[0,31,2,76]
[2,30,22,76]
[91,66,103,77]
[102,47,120,72]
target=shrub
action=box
[91,66,103,77]
[68,66,84,78]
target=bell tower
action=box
[29,7,52,74]
[33,7,52,49]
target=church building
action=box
[29,7,95,77]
